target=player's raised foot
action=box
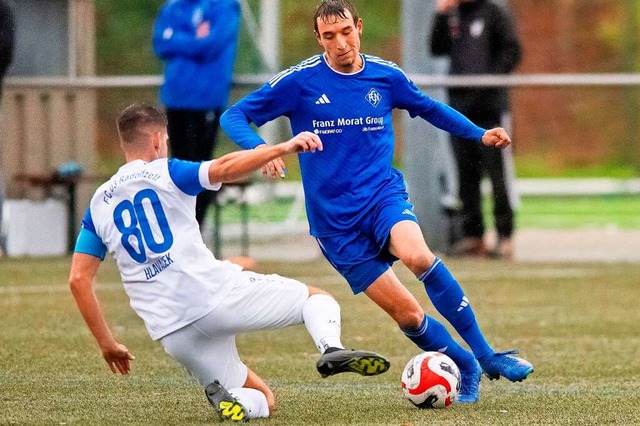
[205,380,249,422]
[316,348,390,378]
[478,349,534,382]
[455,361,482,403]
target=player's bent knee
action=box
[405,310,426,330]
[392,307,424,330]
[401,252,435,276]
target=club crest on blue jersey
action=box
[366,88,382,107]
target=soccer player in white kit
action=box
[69,104,389,422]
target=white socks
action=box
[224,294,345,419]
[229,387,269,418]
[302,294,345,354]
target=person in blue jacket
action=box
[221,0,534,404]
[153,0,240,226]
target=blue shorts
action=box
[315,194,418,294]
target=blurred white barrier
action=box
[2,199,67,257]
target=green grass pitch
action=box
[1,257,639,425]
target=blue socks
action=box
[402,314,476,372]
[418,258,493,358]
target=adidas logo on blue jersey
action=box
[315,94,331,104]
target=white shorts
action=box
[160,270,309,389]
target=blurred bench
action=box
[13,172,108,254]
[14,173,252,258]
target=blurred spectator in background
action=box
[0,0,15,257]
[153,0,241,228]
[430,0,521,259]
[0,0,13,99]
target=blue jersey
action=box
[221,54,485,237]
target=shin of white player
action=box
[302,294,344,354]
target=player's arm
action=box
[220,106,287,179]
[392,71,511,148]
[208,131,322,183]
[220,105,286,179]
[69,253,135,375]
[69,212,134,375]
[424,99,511,148]
[221,73,303,178]
[415,96,485,141]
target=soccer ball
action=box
[401,351,460,408]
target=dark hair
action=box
[313,0,359,34]
[116,103,167,144]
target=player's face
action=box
[315,9,363,73]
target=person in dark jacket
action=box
[430,0,521,259]
[153,0,240,227]
[0,0,14,99]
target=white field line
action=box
[0,267,599,295]
[489,178,640,196]
[244,178,640,201]
[289,267,596,286]
[240,179,640,206]
[0,282,123,295]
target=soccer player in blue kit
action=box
[221,0,533,403]
[69,104,390,422]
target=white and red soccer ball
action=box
[401,351,461,408]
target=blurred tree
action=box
[96,0,164,75]
[622,0,639,171]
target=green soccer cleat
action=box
[205,380,249,422]
[316,348,390,378]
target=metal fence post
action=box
[401,0,456,253]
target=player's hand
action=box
[255,144,288,179]
[101,341,135,375]
[481,127,511,149]
[285,131,323,155]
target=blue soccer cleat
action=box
[455,361,482,403]
[456,361,482,404]
[478,349,534,382]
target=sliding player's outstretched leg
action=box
[316,347,390,378]
[205,380,249,422]
[303,292,390,378]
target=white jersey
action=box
[77,158,242,340]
